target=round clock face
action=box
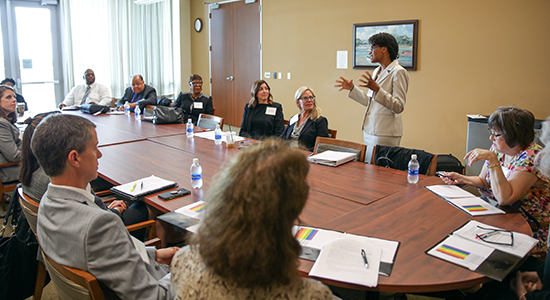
[194,18,202,32]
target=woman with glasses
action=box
[441,106,550,257]
[239,80,285,140]
[334,32,409,148]
[280,86,328,151]
[174,74,214,125]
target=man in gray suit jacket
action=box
[33,114,177,299]
[117,74,158,112]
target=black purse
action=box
[0,187,40,300]
[152,106,184,124]
[80,103,110,115]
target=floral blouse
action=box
[478,142,550,257]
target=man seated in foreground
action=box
[117,74,157,112]
[59,69,112,108]
[34,114,177,299]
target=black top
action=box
[239,102,284,140]
[280,115,329,151]
[173,92,214,125]
[16,93,27,111]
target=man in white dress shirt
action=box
[59,69,111,108]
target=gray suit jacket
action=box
[37,184,173,300]
[0,117,21,182]
[348,59,409,138]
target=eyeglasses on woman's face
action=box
[299,96,315,102]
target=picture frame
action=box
[353,20,418,70]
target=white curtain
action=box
[60,0,177,99]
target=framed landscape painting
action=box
[353,20,418,70]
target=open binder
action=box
[307,150,356,167]
[110,175,178,200]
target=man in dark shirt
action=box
[117,74,157,112]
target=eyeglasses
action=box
[191,81,203,86]
[370,45,378,51]
[488,129,504,138]
[299,96,315,102]
[475,225,514,246]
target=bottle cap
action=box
[188,119,192,122]
[412,154,417,159]
[216,124,220,128]
[193,158,199,163]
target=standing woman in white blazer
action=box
[335,32,409,147]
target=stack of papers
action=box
[307,151,356,167]
[110,175,178,200]
[427,220,537,281]
[425,185,505,216]
[175,201,207,220]
[293,226,399,278]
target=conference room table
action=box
[68,111,532,293]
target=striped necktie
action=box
[81,85,91,104]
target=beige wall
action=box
[188,0,550,158]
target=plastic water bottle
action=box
[214,124,222,145]
[186,119,194,138]
[124,101,130,115]
[134,105,141,121]
[190,158,203,189]
[408,154,420,184]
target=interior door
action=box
[1,1,63,112]
[210,0,260,126]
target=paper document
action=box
[130,236,149,264]
[427,235,494,271]
[309,236,381,288]
[426,185,477,199]
[446,197,505,216]
[111,175,177,199]
[194,131,245,142]
[186,223,201,234]
[175,201,207,220]
[453,220,537,257]
[307,150,356,167]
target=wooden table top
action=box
[82,111,533,293]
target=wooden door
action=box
[210,0,260,126]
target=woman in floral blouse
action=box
[441,106,550,257]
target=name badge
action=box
[265,107,276,116]
[367,90,374,97]
[194,102,203,109]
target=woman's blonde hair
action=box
[248,80,273,108]
[294,86,322,121]
[192,139,310,288]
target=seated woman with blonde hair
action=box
[281,86,329,151]
[171,140,334,299]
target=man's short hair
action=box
[31,114,96,177]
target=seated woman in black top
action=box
[239,80,284,140]
[281,86,329,151]
[174,74,214,125]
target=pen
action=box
[130,182,137,192]
[436,171,458,183]
[476,231,500,239]
[140,181,143,190]
[361,249,369,269]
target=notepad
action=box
[307,151,356,167]
[110,175,178,200]
[425,185,506,216]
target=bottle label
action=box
[191,174,201,181]
[408,169,419,176]
[215,134,221,139]
[187,128,193,133]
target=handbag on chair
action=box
[0,186,41,300]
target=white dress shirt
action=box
[62,82,112,106]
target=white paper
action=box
[336,51,348,69]
[174,201,207,220]
[467,114,487,119]
[307,150,356,167]
[186,223,201,234]
[293,226,343,250]
[453,220,538,257]
[309,236,381,287]
[130,236,149,264]
[194,131,245,142]
[427,235,494,271]
[342,233,400,264]
[426,185,477,199]
[112,175,176,197]
[446,197,505,216]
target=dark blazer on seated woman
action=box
[239,80,285,140]
[281,113,328,151]
[174,92,214,125]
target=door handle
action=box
[225,76,234,81]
